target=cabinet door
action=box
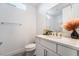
[36,44,58,56]
[36,43,44,56]
[40,39,56,52]
[58,45,77,56]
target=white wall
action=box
[0,3,36,55]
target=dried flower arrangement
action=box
[63,19,79,39]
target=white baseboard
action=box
[4,48,25,56]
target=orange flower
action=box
[63,19,79,31]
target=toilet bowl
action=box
[25,43,36,56]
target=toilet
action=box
[25,43,36,56]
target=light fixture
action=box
[8,3,26,11]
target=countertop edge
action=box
[36,35,79,51]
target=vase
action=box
[71,29,79,39]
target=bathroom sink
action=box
[44,35,62,39]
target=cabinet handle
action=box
[44,49,47,56]
[44,49,46,56]
[45,50,47,56]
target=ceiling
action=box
[24,3,41,8]
[29,3,41,7]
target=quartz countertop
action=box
[36,35,79,50]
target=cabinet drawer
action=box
[40,39,56,52]
[58,45,77,56]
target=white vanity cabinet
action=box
[44,47,58,56]
[36,43,58,56]
[36,38,58,56]
[57,45,77,56]
[36,43,44,56]
[36,36,79,56]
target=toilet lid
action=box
[25,43,36,49]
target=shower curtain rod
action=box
[0,22,22,26]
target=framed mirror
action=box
[46,3,70,32]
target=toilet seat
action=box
[25,43,36,51]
